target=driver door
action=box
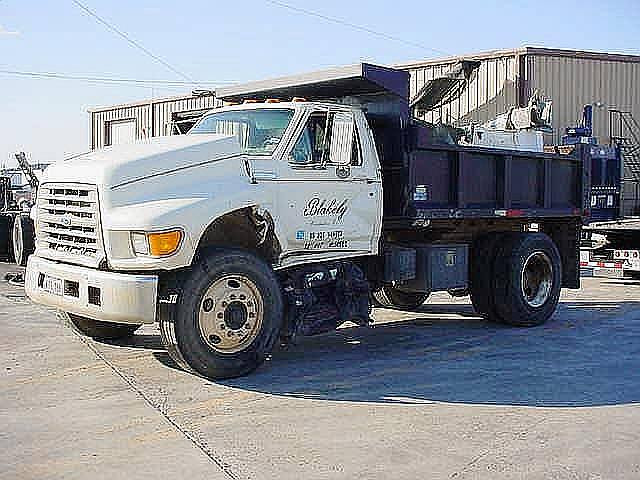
[276,108,381,267]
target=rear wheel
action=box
[63,312,141,339]
[372,285,429,310]
[469,233,508,319]
[160,249,283,380]
[492,233,562,327]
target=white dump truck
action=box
[25,64,589,379]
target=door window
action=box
[290,111,359,167]
[290,112,329,165]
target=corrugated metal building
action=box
[90,47,640,145]
[88,92,219,149]
[89,46,640,213]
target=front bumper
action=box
[25,256,158,324]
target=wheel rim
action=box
[198,274,264,354]
[521,251,553,308]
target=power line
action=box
[71,0,195,83]
[0,70,166,89]
[263,0,449,56]
[0,70,222,85]
[0,69,234,86]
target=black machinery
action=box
[0,152,38,266]
[563,105,623,222]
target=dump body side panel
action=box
[381,129,589,224]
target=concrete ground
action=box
[1,262,639,480]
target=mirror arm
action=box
[320,109,332,169]
[243,158,257,184]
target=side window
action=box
[290,110,360,167]
[290,112,329,165]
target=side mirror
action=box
[329,112,354,166]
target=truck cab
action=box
[187,101,384,267]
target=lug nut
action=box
[208,334,221,344]
[202,298,213,312]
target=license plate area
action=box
[38,273,63,296]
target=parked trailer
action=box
[565,106,640,278]
[25,63,588,379]
[583,218,640,277]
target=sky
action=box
[1,0,639,166]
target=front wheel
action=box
[372,285,429,310]
[63,312,141,339]
[160,249,283,380]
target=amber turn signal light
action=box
[148,230,182,256]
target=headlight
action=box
[130,230,183,257]
[131,232,149,255]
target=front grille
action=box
[36,183,105,267]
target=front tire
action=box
[160,249,283,380]
[64,312,141,339]
[372,285,429,310]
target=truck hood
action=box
[42,134,242,188]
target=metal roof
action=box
[395,46,640,69]
[88,91,215,113]
[215,63,409,102]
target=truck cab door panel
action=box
[276,108,381,266]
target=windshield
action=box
[190,108,294,156]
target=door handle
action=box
[352,176,377,184]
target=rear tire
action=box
[159,249,283,380]
[469,233,509,320]
[12,215,35,266]
[64,312,141,340]
[492,233,562,327]
[372,285,429,310]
